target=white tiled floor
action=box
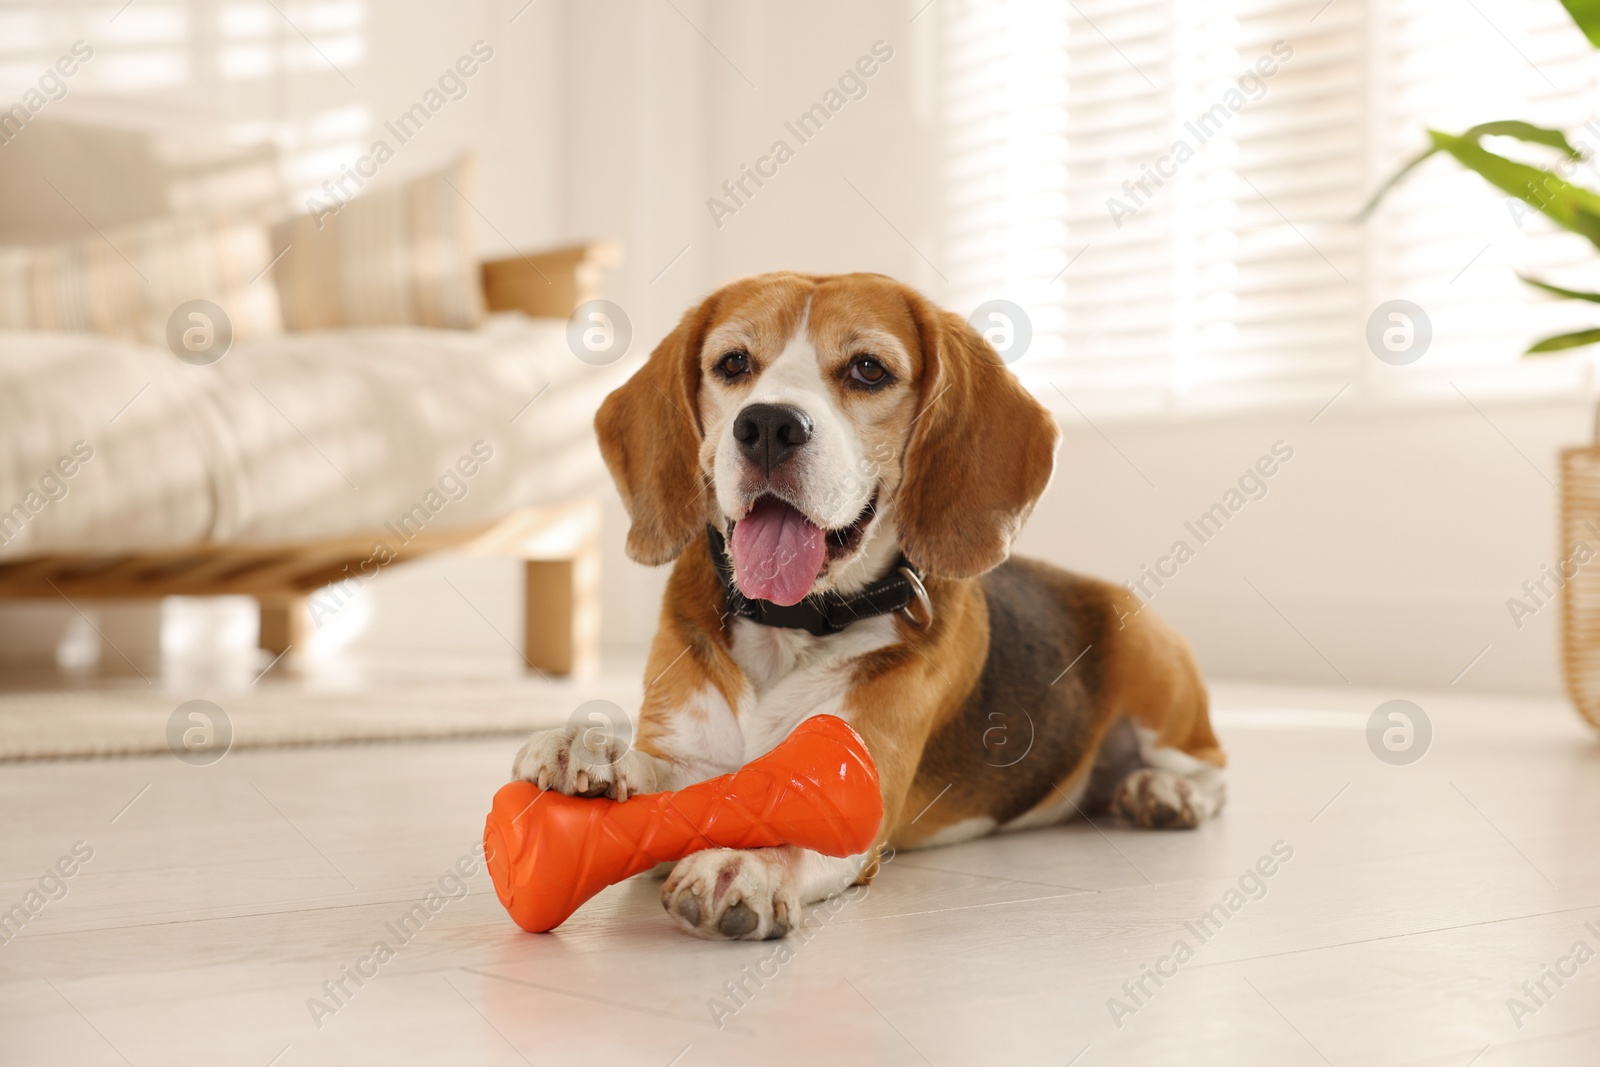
[3,679,1599,1066]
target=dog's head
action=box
[595,272,1058,605]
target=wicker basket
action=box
[1561,444,1600,729]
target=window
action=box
[943,0,1600,416]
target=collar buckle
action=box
[897,565,934,629]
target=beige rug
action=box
[0,671,644,761]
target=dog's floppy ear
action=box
[895,291,1059,579]
[594,298,718,566]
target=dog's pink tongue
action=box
[730,497,827,607]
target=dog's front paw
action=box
[510,726,657,801]
[661,848,799,940]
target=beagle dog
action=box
[513,272,1225,940]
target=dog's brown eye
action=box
[717,350,751,379]
[849,356,890,387]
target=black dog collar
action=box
[707,525,931,637]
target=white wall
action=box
[1024,397,1590,694]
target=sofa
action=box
[0,119,621,675]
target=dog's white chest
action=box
[726,615,898,761]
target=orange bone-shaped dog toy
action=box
[484,714,883,933]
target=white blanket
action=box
[0,314,626,557]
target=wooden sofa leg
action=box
[258,595,308,656]
[525,549,599,678]
[524,560,573,675]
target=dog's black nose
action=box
[733,403,812,475]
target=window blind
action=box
[943,0,1600,414]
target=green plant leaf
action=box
[1356,122,1585,222]
[1527,327,1600,353]
[1463,120,1585,158]
[1560,0,1600,47]
[1428,130,1600,249]
[1520,274,1600,302]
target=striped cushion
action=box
[0,215,284,343]
[271,156,485,331]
